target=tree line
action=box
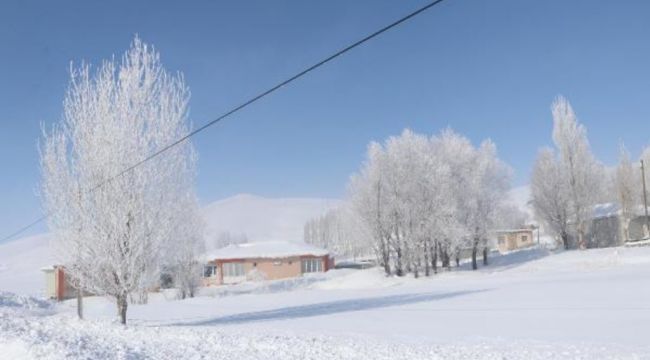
[307,129,518,277]
[307,95,650,271]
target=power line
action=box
[92,0,448,191]
[0,0,449,242]
[1,215,50,243]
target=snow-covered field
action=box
[1,192,647,359]
[2,246,650,359]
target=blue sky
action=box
[1,0,649,241]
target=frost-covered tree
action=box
[531,148,572,249]
[349,142,393,275]
[381,129,430,276]
[551,96,603,249]
[616,144,639,241]
[349,128,510,276]
[496,203,529,230]
[166,193,205,299]
[209,231,249,251]
[411,132,453,276]
[303,205,373,260]
[40,37,199,324]
[469,140,510,269]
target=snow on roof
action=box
[205,241,328,261]
[495,228,534,234]
[592,203,620,219]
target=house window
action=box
[223,262,245,277]
[203,265,216,278]
[498,236,506,245]
[521,235,528,242]
[301,258,323,273]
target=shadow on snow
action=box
[456,247,551,273]
[172,289,487,327]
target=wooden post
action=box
[642,160,650,238]
[77,288,83,319]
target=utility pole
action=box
[642,160,650,238]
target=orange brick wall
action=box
[252,257,302,280]
[211,255,330,285]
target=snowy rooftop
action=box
[205,241,328,261]
[495,228,534,233]
[592,202,620,219]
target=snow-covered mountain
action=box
[0,194,340,296]
[0,234,53,296]
[201,194,340,244]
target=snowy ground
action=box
[3,246,650,359]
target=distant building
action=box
[495,228,535,253]
[41,265,75,301]
[203,241,332,286]
[584,203,649,248]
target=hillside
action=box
[201,194,339,247]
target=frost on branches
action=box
[347,129,511,276]
[531,96,604,250]
[303,205,373,261]
[40,37,203,324]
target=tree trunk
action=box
[76,288,83,320]
[412,251,420,279]
[381,238,391,276]
[482,246,488,266]
[471,237,478,270]
[561,231,569,250]
[432,240,438,274]
[578,225,587,250]
[424,239,431,277]
[395,247,404,277]
[440,244,450,269]
[382,259,391,276]
[455,254,459,267]
[377,238,390,276]
[117,294,128,325]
